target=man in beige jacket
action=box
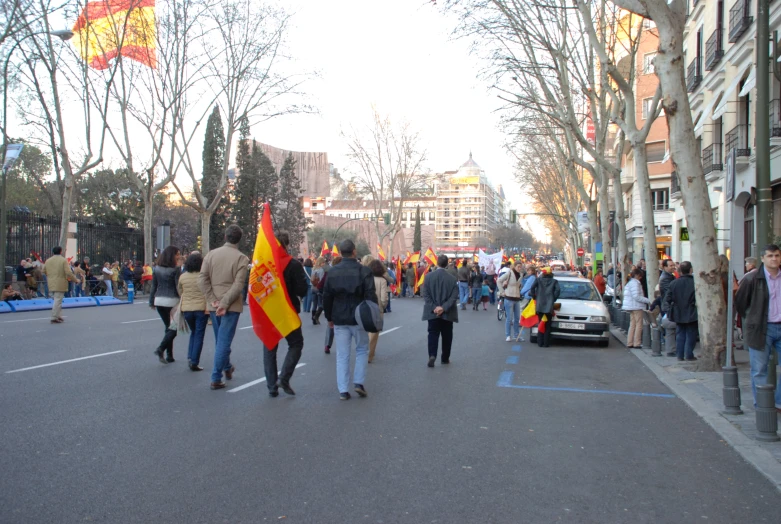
[43,246,77,323]
[199,225,250,390]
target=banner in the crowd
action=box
[478,249,504,273]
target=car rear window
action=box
[556,280,601,301]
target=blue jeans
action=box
[471,287,481,308]
[334,324,369,393]
[302,288,312,313]
[74,283,83,297]
[210,311,240,382]
[748,322,781,407]
[184,311,209,366]
[458,281,469,307]
[675,322,698,359]
[489,289,495,305]
[385,291,391,312]
[402,282,409,297]
[504,299,520,338]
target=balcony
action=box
[702,143,723,174]
[705,28,724,70]
[725,124,751,157]
[729,0,752,43]
[687,57,702,92]
[671,171,681,199]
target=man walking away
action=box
[44,246,77,324]
[735,245,781,409]
[263,231,308,397]
[531,268,560,348]
[422,255,459,367]
[662,261,698,362]
[457,258,470,310]
[200,225,250,390]
[323,239,377,400]
[405,263,416,298]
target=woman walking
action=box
[622,268,650,349]
[310,257,326,325]
[178,253,209,371]
[366,259,389,363]
[101,262,114,297]
[149,246,182,364]
[498,261,524,341]
[470,264,483,311]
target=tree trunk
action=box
[655,20,725,370]
[587,199,599,255]
[58,170,75,248]
[632,143,660,298]
[143,193,154,264]
[597,170,612,272]
[201,210,213,255]
[611,167,629,297]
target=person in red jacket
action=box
[593,269,606,295]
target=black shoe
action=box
[340,392,351,400]
[665,352,676,357]
[277,380,295,395]
[685,356,698,361]
[210,381,226,390]
[677,357,685,361]
[269,390,279,398]
[189,364,204,371]
[441,359,450,364]
[428,356,435,368]
[166,357,175,363]
[354,384,367,397]
[324,346,330,354]
[154,348,167,364]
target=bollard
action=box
[721,366,743,415]
[755,384,780,441]
[642,323,651,349]
[651,327,662,356]
[127,282,134,304]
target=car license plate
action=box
[559,322,585,330]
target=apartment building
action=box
[324,197,436,228]
[682,0,781,263]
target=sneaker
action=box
[354,384,367,397]
[324,346,331,354]
[505,336,511,342]
[428,356,435,368]
[340,392,351,400]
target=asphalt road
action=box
[0,296,778,523]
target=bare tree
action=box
[343,107,428,261]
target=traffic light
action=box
[196,235,202,250]
[383,213,391,225]
[510,210,517,223]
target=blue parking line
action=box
[511,345,521,352]
[496,371,675,398]
[506,356,519,364]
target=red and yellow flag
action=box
[72,0,157,70]
[520,299,538,328]
[332,244,339,256]
[415,265,430,294]
[320,240,329,256]
[249,203,301,350]
[423,247,437,266]
[377,243,386,262]
[396,258,403,296]
[403,251,411,265]
[409,251,420,264]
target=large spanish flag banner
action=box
[72,0,157,70]
[249,203,301,350]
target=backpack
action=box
[355,299,383,333]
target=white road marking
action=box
[0,316,66,324]
[379,326,401,336]
[227,363,306,393]
[121,318,159,324]
[6,350,127,374]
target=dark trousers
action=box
[676,321,698,359]
[264,327,304,391]
[156,306,177,358]
[427,318,453,361]
[537,311,553,347]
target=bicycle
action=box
[497,296,505,321]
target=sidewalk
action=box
[611,326,781,492]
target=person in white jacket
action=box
[622,268,650,348]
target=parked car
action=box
[531,275,610,347]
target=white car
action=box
[531,275,611,347]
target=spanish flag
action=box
[396,258,403,296]
[409,251,420,264]
[248,203,301,350]
[72,0,157,70]
[332,244,339,256]
[414,265,428,294]
[320,240,329,257]
[377,243,386,262]
[403,251,411,264]
[423,247,437,266]
[520,299,539,328]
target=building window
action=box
[346,214,351,218]
[642,18,656,30]
[338,214,342,218]
[402,212,408,220]
[642,98,655,119]
[363,213,368,219]
[643,52,656,74]
[429,212,435,221]
[646,141,666,162]
[745,202,755,258]
[651,188,670,210]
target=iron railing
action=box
[4,212,149,267]
[687,56,702,92]
[705,28,724,70]
[729,0,752,43]
[725,124,751,157]
[702,143,724,174]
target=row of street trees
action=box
[442,0,726,370]
[2,0,311,263]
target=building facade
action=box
[255,142,330,199]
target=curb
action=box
[611,328,781,492]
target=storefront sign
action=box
[450,176,479,185]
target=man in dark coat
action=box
[735,244,781,408]
[662,261,698,361]
[531,269,561,348]
[422,255,459,367]
[263,231,309,397]
[659,259,676,310]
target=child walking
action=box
[481,280,491,311]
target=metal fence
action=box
[4,212,150,266]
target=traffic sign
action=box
[577,247,585,257]
[680,227,689,241]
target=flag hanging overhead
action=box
[72,0,157,70]
[248,203,301,350]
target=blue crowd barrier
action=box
[10,298,55,312]
[94,296,125,306]
[0,301,16,313]
[62,297,99,308]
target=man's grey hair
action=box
[745,257,758,267]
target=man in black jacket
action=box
[658,259,677,355]
[263,231,309,397]
[323,239,377,400]
[735,244,781,408]
[422,255,459,367]
[663,261,698,361]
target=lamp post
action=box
[1,29,72,272]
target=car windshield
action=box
[556,280,601,301]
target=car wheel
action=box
[598,339,609,348]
